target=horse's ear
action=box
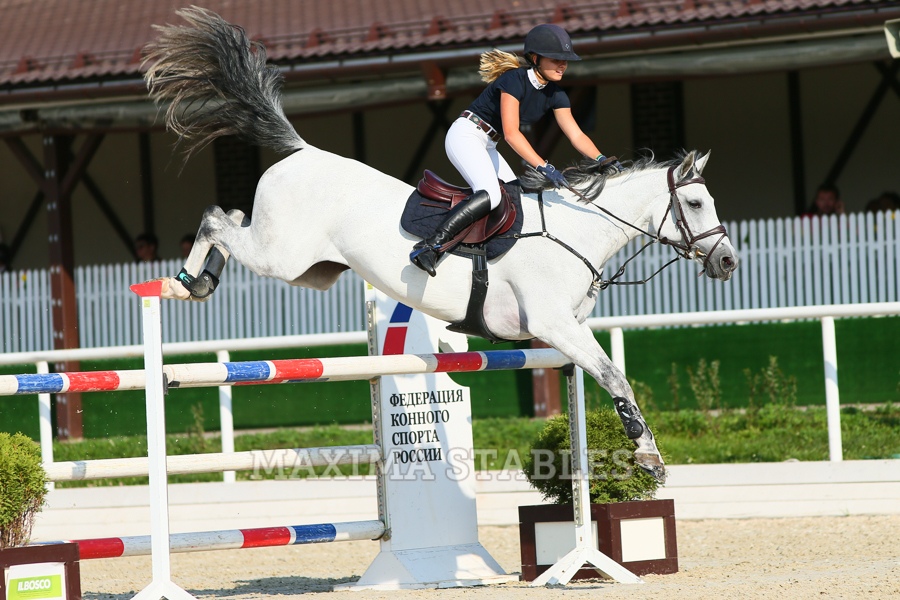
[695,150,711,174]
[675,151,697,181]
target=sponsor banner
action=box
[5,563,66,600]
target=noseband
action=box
[657,166,729,274]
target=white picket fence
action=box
[1,211,898,354]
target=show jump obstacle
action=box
[10,280,640,596]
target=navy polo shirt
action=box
[466,67,570,132]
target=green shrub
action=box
[522,409,661,504]
[0,433,48,548]
[744,356,798,408]
[629,378,656,412]
[687,358,722,414]
[667,363,681,411]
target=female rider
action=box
[410,23,622,276]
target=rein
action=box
[514,196,605,287]
[517,165,729,290]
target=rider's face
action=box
[538,57,568,82]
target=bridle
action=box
[516,164,730,290]
[656,166,729,272]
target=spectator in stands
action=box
[180,233,194,259]
[134,232,160,262]
[802,183,844,218]
[864,191,900,213]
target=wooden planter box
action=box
[518,499,678,581]
[0,543,81,600]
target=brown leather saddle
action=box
[416,170,517,251]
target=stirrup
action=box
[410,243,441,277]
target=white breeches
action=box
[445,117,516,209]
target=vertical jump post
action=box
[530,365,642,586]
[129,281,198,600]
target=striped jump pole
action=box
[0,349,568,396]
[44,521,385,560]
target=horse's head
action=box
[655,151,739,281]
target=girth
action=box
[444,246,510,344]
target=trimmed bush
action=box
[522,409,661,504]
[0,433,48,548]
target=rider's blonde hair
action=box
[479,49,528,83]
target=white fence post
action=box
[610,327,626,375]
[216,349,236,483]
[821,316,843,462]
[37,360,54,491]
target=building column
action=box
[531,340,561,417]
[43,134,82,440]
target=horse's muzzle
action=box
[706,248,739,281]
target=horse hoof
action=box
[635,452,667,484]
[158,277,192,301]
[188,272,218,300]
[175,269,217,301]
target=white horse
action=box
[144,8,738,481]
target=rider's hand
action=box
[597,154,626,173]
[536,162,567,188]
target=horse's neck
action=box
[594,169,668,245]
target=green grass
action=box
[49,405,900,488]
[652,404,900,463]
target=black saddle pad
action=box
[400,181,524,260]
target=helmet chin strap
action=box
[530,55,550,85]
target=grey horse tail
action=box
[142,7,305,161]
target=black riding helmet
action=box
[523,24,581,63]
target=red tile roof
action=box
[0,0,896,90]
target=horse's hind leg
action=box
[533,318,667,483]
[160,207,247,301]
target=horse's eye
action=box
[687,200,702,209]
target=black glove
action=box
[597,154,626,173]
[536,162,567,188]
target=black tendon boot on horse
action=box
[410,190,493,276]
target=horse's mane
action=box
[519,150,694,203]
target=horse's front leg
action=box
[160,207,247,301]
[534,319,666,483]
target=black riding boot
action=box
[410,190,492,277]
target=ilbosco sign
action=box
[5,563,67,600]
